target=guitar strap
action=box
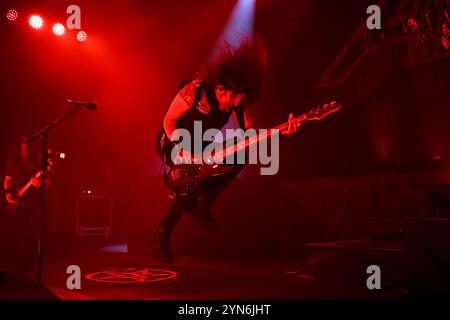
[232,105,246,130]
[163,154,169,186]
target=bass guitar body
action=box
[167,163,236,196]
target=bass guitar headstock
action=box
[305,101,341,121]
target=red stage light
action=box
[29,15,43,29]
[52,23,65,36]
[77,31,87,42]
[6,9,19,21]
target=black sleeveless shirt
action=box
[156,80,245,162]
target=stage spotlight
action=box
[29,15,43,29]
[6,9,19,21]
[52,23,65,36]
[209,0,256,59]
[77,30,87,42]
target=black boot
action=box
[150,227,173,264]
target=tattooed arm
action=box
[163,81,197,141]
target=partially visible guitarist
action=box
[4,137,42,208]
[2,137,43,274]
[151,40,300,264]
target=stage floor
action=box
[36,242,412,300]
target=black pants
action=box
[1,192,40,274]
[159,166,243,233]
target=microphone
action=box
[65,99,97,110]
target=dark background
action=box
[1,0,449,243]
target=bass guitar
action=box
[164,101,341,196]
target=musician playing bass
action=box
[151,40,300,264]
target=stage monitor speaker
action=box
[402,218,450,297]
[0,271,59,300]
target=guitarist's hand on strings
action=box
[174,149,197,165]
[30,177,51,189]
[281,113,300,136]
[5,193,15,204]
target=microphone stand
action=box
[27,105,82,285]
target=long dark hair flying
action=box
[197,38,267,103]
